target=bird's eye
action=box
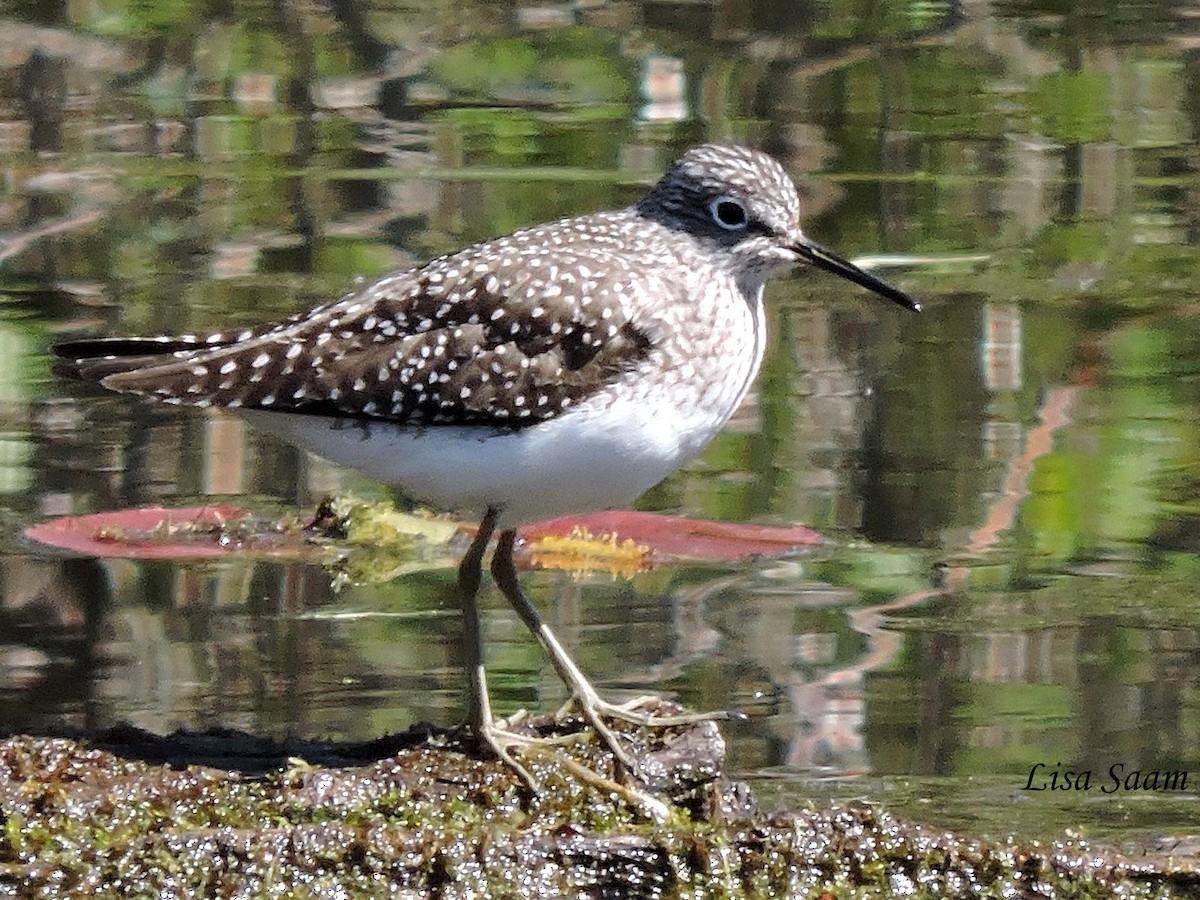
[709,196,748,230]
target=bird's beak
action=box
[791,235,921,312]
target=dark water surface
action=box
[2,1,1200,844]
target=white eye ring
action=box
[709,195,748,231]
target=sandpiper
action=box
[55,145,920,789]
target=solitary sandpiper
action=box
[55,145,920,789]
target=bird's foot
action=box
[556,689,744,782]
[563,693,747,729]
[471,716,544,792]
[468,713,670,820]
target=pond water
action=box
[1,0,1199,845]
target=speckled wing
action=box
[55,220,658,428]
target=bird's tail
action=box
[52,336,231,382]
[52,316,297,384]
[51,324,330,411]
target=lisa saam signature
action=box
[1023,762,1189,794]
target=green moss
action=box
[2,730,1189,897]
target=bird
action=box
[54,144,920,790]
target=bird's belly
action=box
[240,390,730,525]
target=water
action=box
[2,0,1199,845]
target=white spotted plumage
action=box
[55,145,912,523]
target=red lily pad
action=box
[24,506,289,560]
[26,505,825,568]
[519,511,825,564]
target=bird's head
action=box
[640,144,921,311]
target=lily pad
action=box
[21,505,311,560]
[519,510,825,565]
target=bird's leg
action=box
[491,529,645,776]
[458,508,539,789]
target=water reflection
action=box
[0,0,1198,841]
